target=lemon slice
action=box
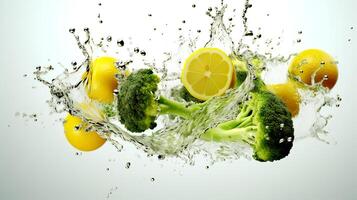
[181,48,234,100]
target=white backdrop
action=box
[0,0,356,199]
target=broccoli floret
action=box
[117,69,203,132]
[201,90,294,162]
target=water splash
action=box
[34,1,339,164]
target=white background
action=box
[0,0,356,199]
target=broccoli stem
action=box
[158,96,201,119]
[201,125,258,142]
[200,104,257,142]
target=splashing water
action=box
[34,1,340,163]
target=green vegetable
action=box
[201,71,294,162]
[117,69,203,132]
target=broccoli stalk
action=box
[201,89,294,162]
[117,69,203,133]
[158,96,202,119]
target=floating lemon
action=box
[64,114,106,151]
[288,49,338,89]
[84,57,118,103]
[267,82,301,117]
[181,48,234,100]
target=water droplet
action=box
[98,2,102,6]
[208,7,212,12]
[300,70,304,74]
[197,29,201,33]
[280,123,284,129]
[148,13,152,17]
[298,30,303,34]
[351,26,354,30]
[117,40,124,47]
[158,155,165,160]
[69,28,75,33]
[125,162,131,169]
[348,39,351,42]
[323,74,329,80]
[279,138,284,143]
[71,61,77,66]
[244,31,253,36]
[99,20,103,24]
[150,178,155,182]
[106,168,110,171]
[287,137,293,142]
[192,4,196,8]
[320,61,326,65]
[297,39,302,43]
[205,166,209,169]
[182,20,186,23]
[228,18,233,21]
[265,125,269,129]
[140,50,146,56]
[106,36,112,42]
[134,48,139,53]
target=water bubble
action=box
[140,50,146,56]
[117,40,124,47]
[244,31,253,36]
[279,138,284,143]
[134,48,139,53]
[74,125,80,131]
[151,178,155,182]
[106,36,112,42]
[280,123,284,130]
[125,162,131,169]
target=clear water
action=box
[34,0,340,163]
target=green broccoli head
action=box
[251,90,294,161]
[235,70,265,91]
[117,69,160,132]
[118,69,203,132]
[201,90,294,162]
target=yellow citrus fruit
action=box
[84,57,118,103]
[64,114,106,151]
[288,49,338,89]
[267,82,301,117]
[181,48,234,100]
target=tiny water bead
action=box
[150,178,155,182]
[134,47,139,53]
[125,162,131,169]
[192,4,196,8]
[106,36,112,42]
[117,40,124,47]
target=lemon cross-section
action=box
[181,48,234,100]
